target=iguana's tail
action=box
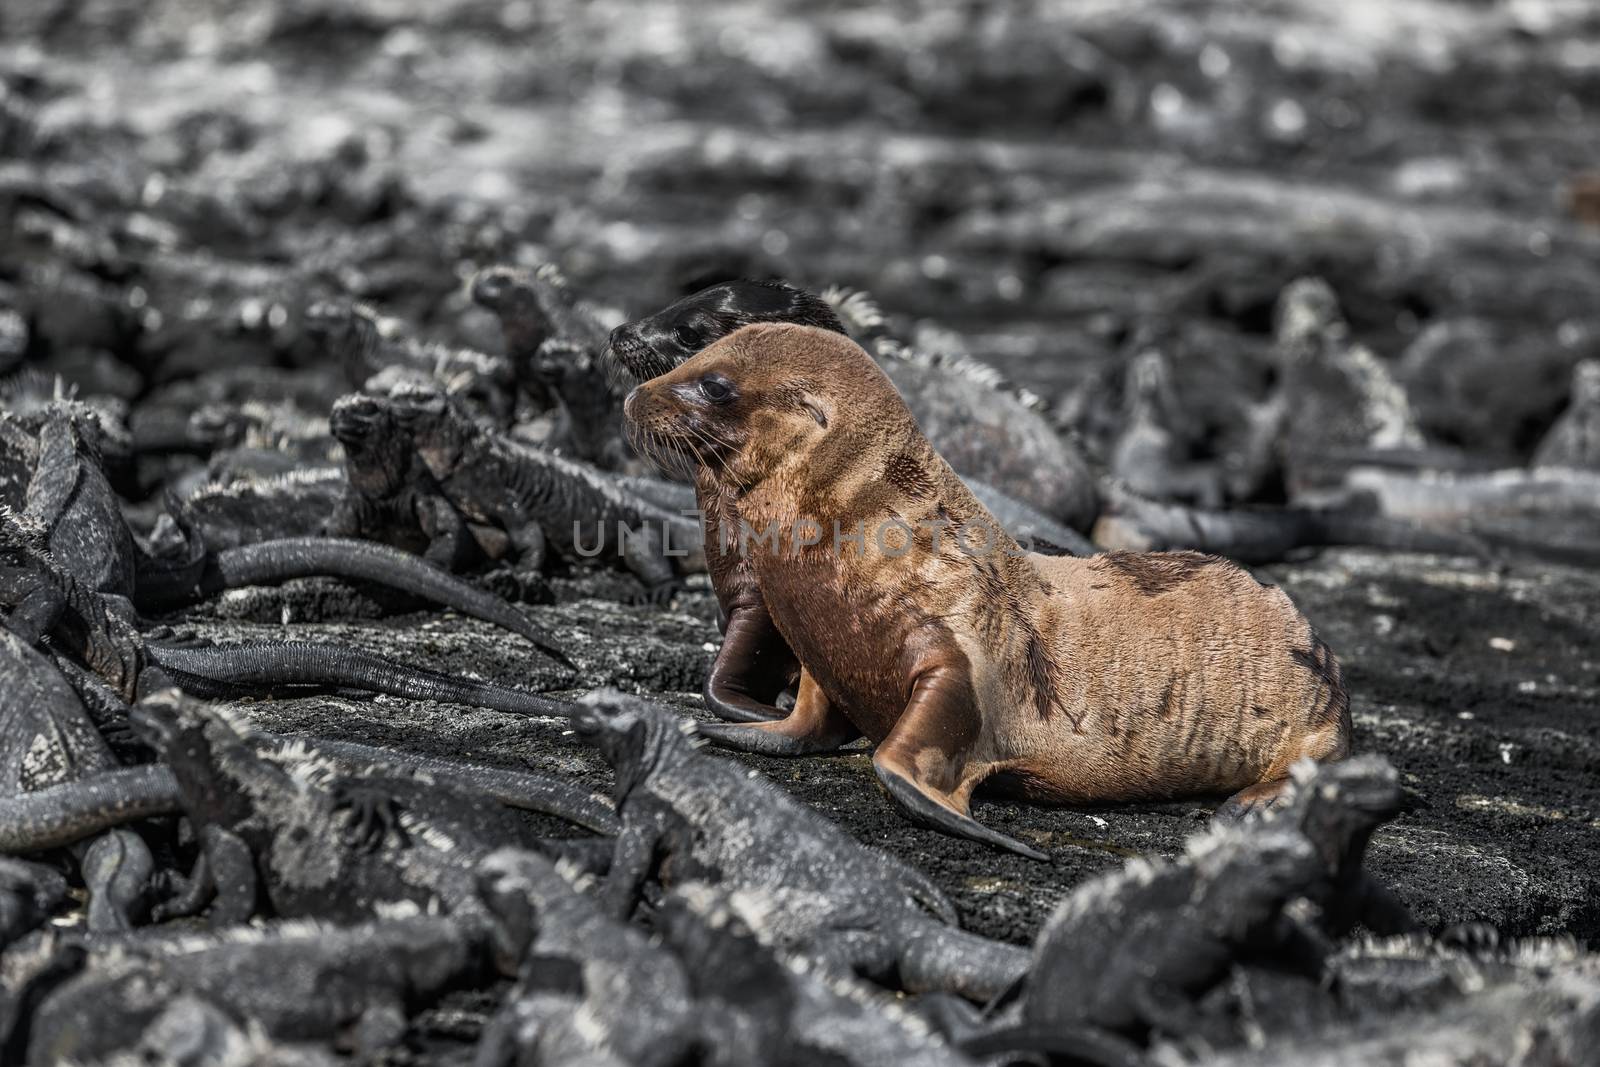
[961,1023,1150,1067]
[1095,484,1487,564]
[304,737,617,835]
[0,766,180,850]
[144,536,573,668]
[147,640,574,719]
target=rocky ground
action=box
[3,0,1599,1061]
[205,546,1600,958]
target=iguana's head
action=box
[329,393,407,489]
[130,689,281,830]
[476,847,567,976]
[570,690,696,800]
[607,278,845,385]
[470,266,552,353]
[1571,359,1600,406]
[1279,755,1404,874]
[526,338,599,393]
[1123,350,1174,419]
[38,400,108,467]
[386,381,470,477]
[303,301,363,355]
[1274,277,1346,361]
[185,403,251,451]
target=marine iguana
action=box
[303,299,516,423]
[962,824,1323,1067]
[655,884,977,1067]
[19,409,572,659]
[385,383,705,601]
[325,391,477,569]
[1111,349,1226,508]
[0,625,156,932]
[473,847,696,1067]
[22,401,205,607]
[32,991,341,1067]
[1532,359,1600,471]
[1203,937,1600,1067]
[0,732,618,853]
[471,264,634,471]
[148,469,344,553]
[1089,481,1487,564]
[1273,277,1427,497]
[25,914,495,1063]
[1,510,573,714]
[126,691,599,926]
[1266,755,1416,939]
[569,690,1028,1003]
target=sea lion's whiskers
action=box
[628,424,692,480]
[679,433,711,474]
[684,423,733,470]
[661,432,697,481]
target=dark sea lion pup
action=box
[608,277,845,382]
[624,323,1353,859]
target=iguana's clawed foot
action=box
[333,785,410,852]
[149,869,212,923]
[1440,921,1501,955]
[142,625,210,649]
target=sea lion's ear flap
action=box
[802,400,828,428]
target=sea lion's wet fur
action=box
[626,323,1352,853]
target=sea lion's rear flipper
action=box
[696,674,860,756]
[874,664,1049,861]
[1215,777,1293,820]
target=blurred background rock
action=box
[4,0,1597,462]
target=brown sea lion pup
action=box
[624,323,1353,860]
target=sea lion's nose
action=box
[623,386,643,420]
[608,323,635,355]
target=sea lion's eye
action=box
[699,374,735,404]
[675,324,701,348]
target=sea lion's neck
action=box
[721,426,895,523]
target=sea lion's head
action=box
[622,322,907,486]
[607,279,846,384]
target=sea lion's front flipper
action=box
[701,600,800,722]
[873,663,1049,862]
[696,673,860,755]
[1215,777,1293,820]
